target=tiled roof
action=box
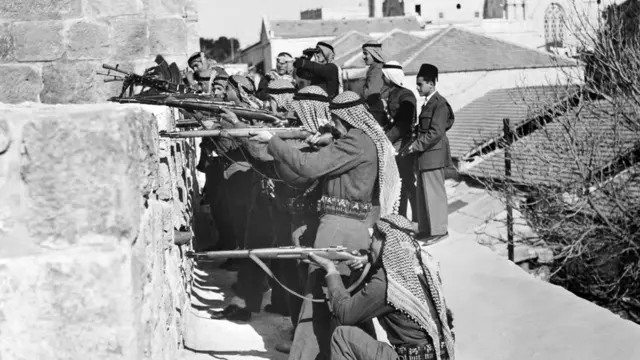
[341,30,424,68]
[266,16,424,39]
[588,165,640,216]
[399,26,575,74]
[449,86,579,159]
[332,31,374,67]
[464,100,640,187]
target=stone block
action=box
[0,243,140,359]
[149,18,187,56]
[13,20,64,62]
[67,21,110,60]
[17,104,159,248]
[112,17,149,60]
[0,23,14,63]
[143,0,187,18]
[86,0,143,17]
[0,0,82,21]
[41,60,121,104]
[0,65,42,103]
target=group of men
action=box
[187,39,456,360]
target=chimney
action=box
[369,0,384,17]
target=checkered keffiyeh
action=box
[267,79,296,113]
[330,91,401,217]
[291,86,332,132]
[228,75,263,109]
[376,214,455,360]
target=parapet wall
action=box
[0,0,200,104]
[0,102,198,359]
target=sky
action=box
[197,0,364,49]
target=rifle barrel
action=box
[102,64,131,75]
[159,127,310,139]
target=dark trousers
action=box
[235,176,276,313]
[289,215,376,360]
[330,326,399,360]
[416,168,448,236]
[396,154,417,222]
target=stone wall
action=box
[0,0,200,104]
[0,102,198,359]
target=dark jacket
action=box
[413,92,455,171]
[385,86,417,151]
[294,58,340,98]
[361,62,388,127]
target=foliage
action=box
[200,37,241,63]
[471,0,640,323]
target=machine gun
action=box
[159,127,311,139]
[99,55,195,98]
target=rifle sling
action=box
[248,253,371,303]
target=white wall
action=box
[406,0,484,23]
[402,66,582,111]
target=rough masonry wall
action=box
[0,0,200,104]
[0,103,197,360]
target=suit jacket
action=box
[412,92,455,171]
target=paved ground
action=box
[179,180,640,359]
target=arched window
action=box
[544,3,566,48]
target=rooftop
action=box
[464,100,639,187]
[336,26,575,74]
[449,85,579,160]
[265,15,424,39]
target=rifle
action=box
[186,246,372,302]
[99,64,194,98]
[162,97,291,124]
[159,127,311,139]
[186,245,364,262]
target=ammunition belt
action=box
[394,341,448,360]
[286,197,317,216]
[316,196,372,220]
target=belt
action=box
[316,195,372,220]
[286,197,318,216]
[394,341,448,360]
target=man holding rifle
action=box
[307,214,455,360]
[249,91,401,360]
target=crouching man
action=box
[307,214,456,360]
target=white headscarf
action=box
[381,61,405,88]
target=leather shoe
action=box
[420,232,449,246]
[210,305,239,319]
[225,307,252,322]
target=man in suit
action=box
[402,64,454,242]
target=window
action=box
[544,3,566,48]
[475,11,480,17]
[439,12,444,18]
[415,4,422,15]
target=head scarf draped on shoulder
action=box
[291,86,332,132]
[376,214,455,360]
[381,61,406,88]
[266,79,296,113]
[228,75,263,109]
[330,91,401,216]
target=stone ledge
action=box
[0,241,139,359]
[111,16,149,60]
[85,0,144,18]
[0,103,160,249]
[149,17,187,56]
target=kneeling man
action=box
[308,214,456,360]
